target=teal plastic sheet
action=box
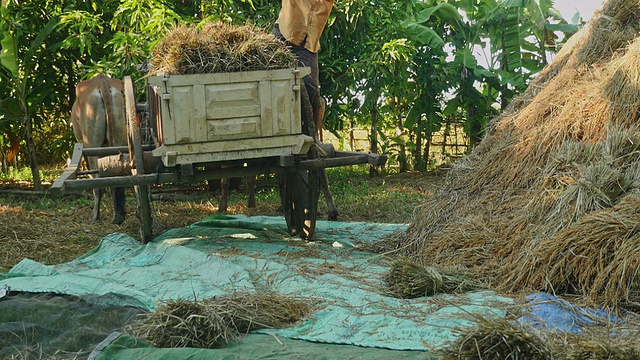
[91,333,430,360]
[1,215,512,354]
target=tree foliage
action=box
[0,0,581,181]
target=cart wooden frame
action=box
[51,69,386,243]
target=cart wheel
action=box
[279,169,319,239]
[124,76,153,243]
[279,85,320,240]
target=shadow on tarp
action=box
[0,292,145,359]
[89,332,432,360]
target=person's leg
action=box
[273,25,322,137]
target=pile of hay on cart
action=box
[148,22,295,75]
[385,0,640,311]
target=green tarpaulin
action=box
[1,215,512,358]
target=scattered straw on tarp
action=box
[149,22,296,75]
[129,292,314,348]
[380,0,640,311]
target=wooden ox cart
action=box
[51,68,386,243]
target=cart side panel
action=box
[206,81,261,140]
[169,84,208,143]
[148,68,311,165]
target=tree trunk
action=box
[23,111,41,191]
[424,131,431,171]
[1,134,6,173]
[369,105,379,176]
[467,103,481,148]
[415,115,423,171]
[442,118,449,158]
[349,119,355,151]
[539,28,548,66]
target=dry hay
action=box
[506,193,640,308]
[149,22,295,75]
[441,317,552,360]
[130,291,314,348]
[0,189,228,272]
[0,203,139,271]
[384,258,443,298]
[382,0,640,310]
[552,334,640,360]
[383,258,483,298]
[442,316,640,360]
[130,299,237,348]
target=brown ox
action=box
[71,74,127,224]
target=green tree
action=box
[0,0,581,182]
[0,1,60,190]
[403,0,577,148]
[320,0,420,173]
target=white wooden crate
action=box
[148,68,312,167]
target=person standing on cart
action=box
[273,0,334,139]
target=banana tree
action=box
[402,0,576,147]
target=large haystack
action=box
[386,0,640,310]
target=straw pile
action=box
[383,0,640,310]
[442,317,552,360]
[442,317,640,360]
[149,22,295,75]
[383,258,482,298]
[552,335,640,360]
[384,258,443,298]
[130,292,314,348]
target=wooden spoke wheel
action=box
[124,76,153,243]
[279,169,319,240]
[279,84,320,240]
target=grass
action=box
[0,164,443,271]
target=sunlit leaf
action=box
[0,34,18,77]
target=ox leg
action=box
[320,169,338,221]
[92,188,103,222]
[111,187,126,225]
[247,176,256,208]
[219,178,229,213]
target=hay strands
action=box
[383,257,482,299]
[129,291,315,349]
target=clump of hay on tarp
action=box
[555,338,640,360]
[441,317,552,360]
[130,292,314,348]
[380,0,640,311]
[384,258,443,298]
[149,22,295,75]
[383,258,483,298]
[130,298,235,348]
